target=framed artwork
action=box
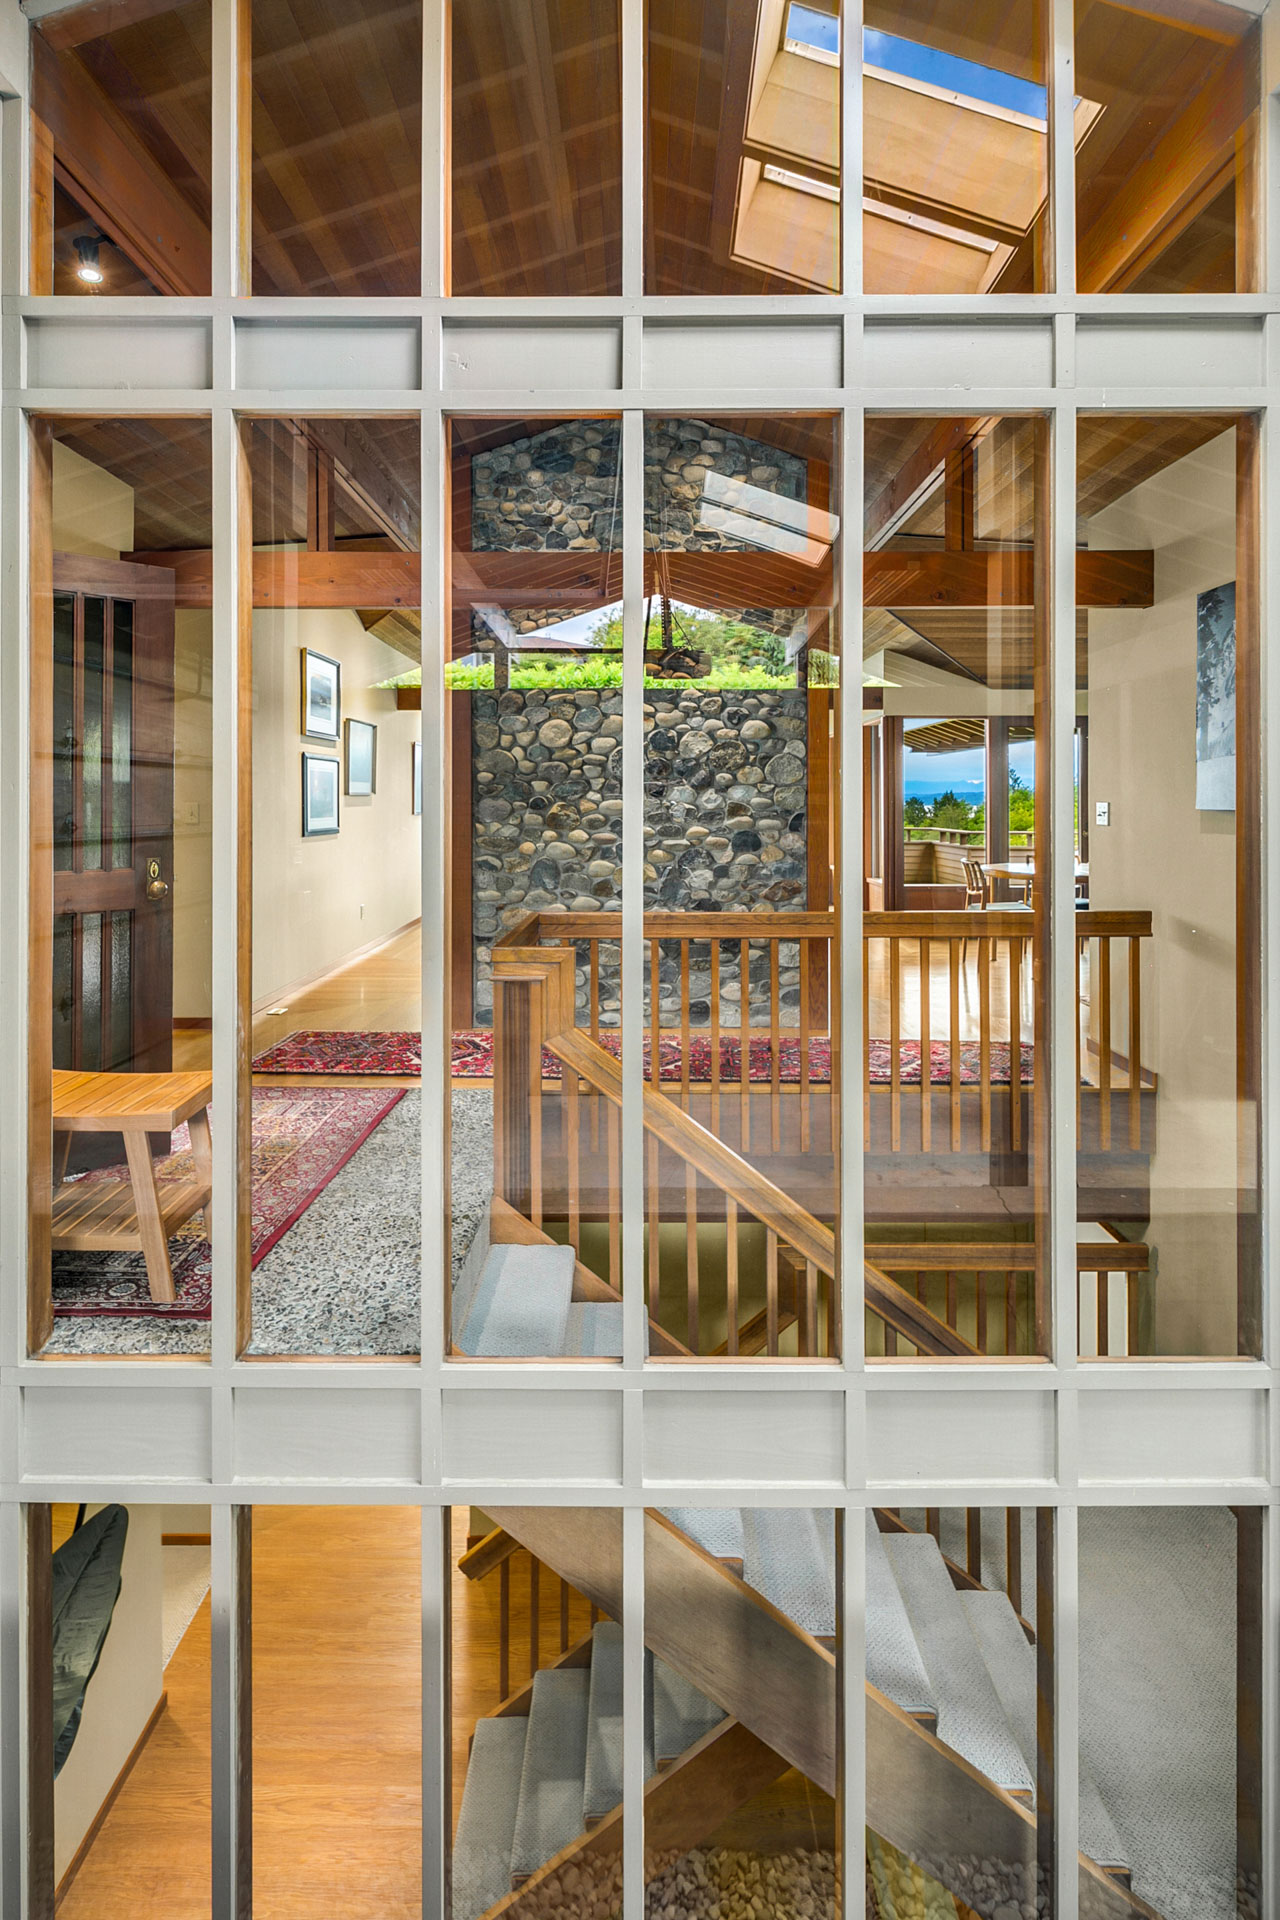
[301,753,340,836]
[412,740,422,815]
[345,717,377,795]
[301,648,341,740]
[1195,582,1235,811]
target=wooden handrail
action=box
[494,906,1154,944]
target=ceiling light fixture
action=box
[74,236,104,285]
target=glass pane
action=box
[1075,415,1259,1359]
[254,1506,422,1910]
[647,0,841,292]
[866,1506,1052,1919]
[643,413,842,1362]
[864,416,1050,1360]
[863,5,1049,294]
[1079,1506,1262,1920]
[646,1507,839,1912]
[112,602,134,870]
[81,599,105,871]
[40,419,213,1361]
[450,0,622,296]
[248,417,422,1358]
[53,595,76,873]
[34,3,211,296]
[450,1506,623,1920]
[252,0,421,295]
[1075,2,1260,294]
[41,1502,212,1917]
[447,415,625,1361]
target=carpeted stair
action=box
[453,1620,722,1920]
[452,1242,626,1358]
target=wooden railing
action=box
[458,1528,601,1704]
[491,933,973,1360]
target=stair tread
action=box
[866,1516,936,1718]
[564,1302,625,1358]
[883,1534,1032,1796]
[509,1668,593,1880]
[652,1656,726,1764]
[452,1716,529,1920]
[961,1590,1130,1873]
[658,1507,746,1565]
[582,1621,656,1820]
[457,1243,576,1358]
[741,1508,835,1639]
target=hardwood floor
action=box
[52,1504,598,1915]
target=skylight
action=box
[786,4,839,56]
[862,28,1047,121]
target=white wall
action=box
[54,1505,164,1884]
[251,605,421,1006]
[1086,429,1239,1355]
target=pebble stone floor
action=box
[41,1090,491,1357]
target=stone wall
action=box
[471,688,809,1025]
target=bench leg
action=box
[187,1107,213,1229]
[124,1132,176,1304]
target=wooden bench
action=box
[51,1070,214,1304]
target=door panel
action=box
[50,556,176,1167]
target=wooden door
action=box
[50,556,176,1081]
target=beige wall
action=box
[251,606,421,1007]
[1086,429,1239,1355]
[54,1506,164,1883]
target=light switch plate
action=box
[1095,801,1110,826]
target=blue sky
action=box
[903,740,1036,797]
[787,6,1047,120]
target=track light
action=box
[74,236,104,285]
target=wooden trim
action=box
[30,112,55,297]
[882,718,904,911]
[29,421,55,1356]
[806,689,832,1028]
[234,421,254,1359]
[450,696,474,1031]
[172,1017,214,1031]
[162,1532,212,1546]
[27,1506,55,1920]
[249,916,423,1019]
[54,1692,169,1911]
[1234,1505,1263,1897]
[1235,416,1262,1356]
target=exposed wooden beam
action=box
[31,0,185,51]
[32,32,211,296]
[300,420,420,552]
[866,419,990,546]
[125,545,1154,613]
[1077,28,1257,292]
[306,446,336,554]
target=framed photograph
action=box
[345,717,377,796]
[412,740,422,816]
[1195,581,1235,811]
[301,648,341,740]
[301,753,340,836]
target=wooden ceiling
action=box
[42,0,1257,297]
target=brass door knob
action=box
[146,876,170,901]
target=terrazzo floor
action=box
[41,1090,493,1358]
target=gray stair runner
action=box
[866,1515,936,1718]
[657,1506,746,1566]
[452,1716,529,1920]
[582,1621,657,1820]
[882,1531,1033,1798]
[741,1507,836,1639]
[509,1667,593,1879]
[454,1244,575,1357]
[961,1590,1130,1874]
[652,1656,725,1764]
[564,1301,625,1358]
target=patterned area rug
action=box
[52,1086,405,1319]
[253,1029,1033,1086]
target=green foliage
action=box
[904,796,928,825]
[438,656,798,692]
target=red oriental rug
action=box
[51,1086,405,1319]
[253,1029,1033,1087]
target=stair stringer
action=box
[480,1505,1169,1920]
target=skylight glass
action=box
[863,28,1047,121]
[787,4,839,55]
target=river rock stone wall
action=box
[471,688,809,1026]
